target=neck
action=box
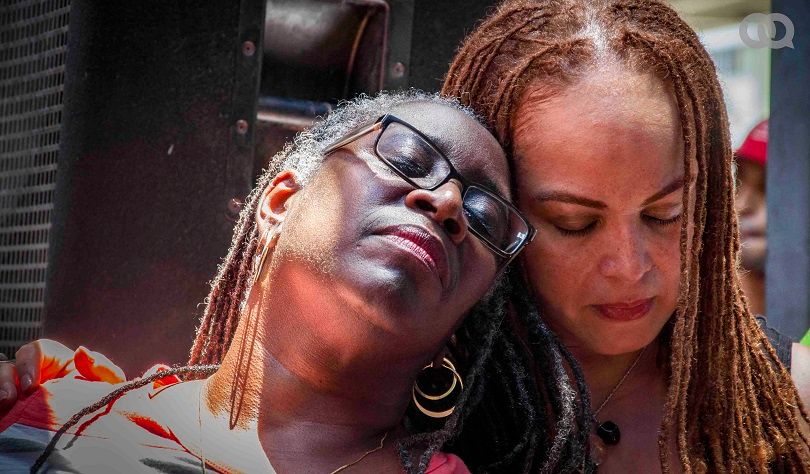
[568,340,660,410]
[740,270,765,316]
[204,276,422,456]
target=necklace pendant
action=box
[596,420,621,445]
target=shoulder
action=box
[753,317,809,404]
[0,365,201,472]
[427,452,470,474]
[0,374,118,433]
[791,343,810,406]
[0,362,186,438]
[756,315,793,368]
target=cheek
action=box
[652,230,683,303]
[520,238,593,311]
[277,171,365,269]
[455,243,499,303]
[276,199,342,272]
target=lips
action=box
[593,297,654,322]
[740,227,765,238]
[375,225,450,286]
[741,230,765,239]
[739,216,765,238]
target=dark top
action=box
[757,315,793,370]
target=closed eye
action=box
[643,213,682,227]
[554,213,680,237]
[464,205,501,237]
[554,221,597,236]
[388,155,430,178]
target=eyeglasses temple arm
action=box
[322,122,383,155]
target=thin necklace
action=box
[196,380,388,474]
[329,431,388,474]
[592,344,648,447]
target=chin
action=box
[343,272,439,326]
[588,334,656,356]
[363,265,443,303]
[580,311,670,357]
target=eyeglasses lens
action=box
[463,187,530,255]
[376,123,529,255]
[375,122,451,189]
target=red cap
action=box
[736,119,768,166]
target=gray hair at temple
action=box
[193,89,485,372]
[266,89,478,185]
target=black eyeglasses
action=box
[323,114,536,259]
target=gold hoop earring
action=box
[412,357,463,419]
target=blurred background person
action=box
[735,119,769,316]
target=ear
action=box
[255,170,302,238]
[431,345,451,368]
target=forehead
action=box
[388,102,510,196]
[512,72,687,203]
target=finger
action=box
[0,362,19,413]
[36,339,75,381]
[15,339,76,393]
[15,342,43,394]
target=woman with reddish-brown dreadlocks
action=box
[440,0,810,472]
[0,91,551,473]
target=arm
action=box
[792,342,810,406]
[791,343,810,444]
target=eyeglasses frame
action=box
[322,114,536,261]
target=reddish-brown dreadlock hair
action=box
[443,0,810,471]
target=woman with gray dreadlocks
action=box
[0,91,540,473]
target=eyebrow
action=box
[533,190,606,209]
[641,176,685,205]
[459,158,509,197]
[472,174,503,195]
[534,176,685,209]
[426,134,507,196]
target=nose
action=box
[598,224,652,283]
[404,180,468,244]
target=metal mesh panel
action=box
[0,0,70,357]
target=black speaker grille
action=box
[0,0,70,357]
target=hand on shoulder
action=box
[792,342,810,406]
[0,339,126,415]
